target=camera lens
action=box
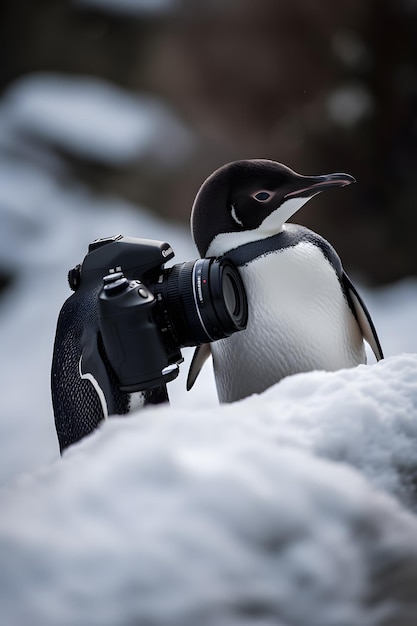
[201,259,247,339]
[153,257,248,350]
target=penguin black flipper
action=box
[52,286,169,452]
[187,343,212,391]
[342,272,384,361]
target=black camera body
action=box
[51,234,248,451]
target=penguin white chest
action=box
[211,241,366,402]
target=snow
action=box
[0,73,194,167]
[1,71,417,625]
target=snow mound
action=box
[1,354,417,625]
[0,73,194,167]
[246,354,417,508]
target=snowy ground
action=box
[2,352,417,625]
[1,72,417,625]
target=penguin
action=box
[187,159,383,402]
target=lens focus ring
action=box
[179,261,215,343]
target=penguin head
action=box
[191,159,355,257]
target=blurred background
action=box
[1,0,417,289]
[0,0,417,478]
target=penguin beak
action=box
[284,172,356,199]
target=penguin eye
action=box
[253,191,271,202]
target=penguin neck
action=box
[205,197,307,257]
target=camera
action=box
[51,234,248,450]
[95,235,248,390]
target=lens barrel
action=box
[154,257,248,349]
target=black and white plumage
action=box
[51,282,168,452]
[187,159,383,402]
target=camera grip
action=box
[98,277,173,391]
